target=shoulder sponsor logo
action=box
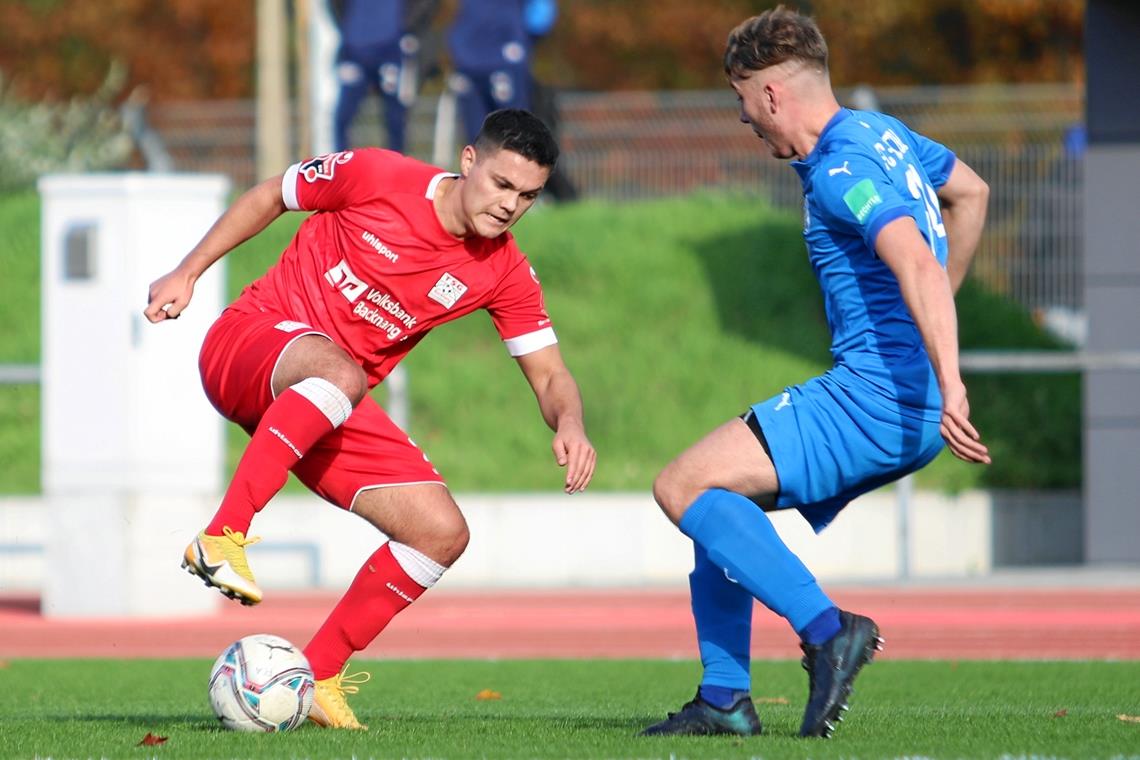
[842,178,883,224]
[428,272,468,309]
[828,160,851,176]
[300,151,354,183]
[361,231,399,263]
[774,391,792,411]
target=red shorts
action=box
[199,306,445,509]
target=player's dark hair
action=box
[474,109,559,169]
[724,5,829,79]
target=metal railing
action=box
[3,85,1086,385]
[146,83,1084,318]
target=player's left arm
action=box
[875,217,991,465]
[515,344,597,494]
[935,158,990,293]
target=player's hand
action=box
[940,382,991,464]
[144,267,196,323]
[552,419,596,494]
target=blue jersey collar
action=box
[792,108,852,180]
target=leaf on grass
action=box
[137,732,168,746]
[0,661,8,669]
[1117,714,1140,723]
[1053,709,1068,718]
[475,689,502,701]
[754,696,789,705]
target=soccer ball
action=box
[207,633,315,732]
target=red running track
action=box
[2,586,1139,660]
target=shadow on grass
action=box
[690,222,830,366]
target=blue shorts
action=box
[748,364,944,533]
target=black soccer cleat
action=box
[798,609,884,738]
[640,692,763,737]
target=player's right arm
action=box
[875,216,990,465]
[144,174,287,323]
[936,159,989,293]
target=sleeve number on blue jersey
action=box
[875,129,946,243]
[905,163,947,242]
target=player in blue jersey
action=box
[641,6,991,740]
[330,0,440,153]
[447,0,555,144]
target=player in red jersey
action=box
[144,109,596,729]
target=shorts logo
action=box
[300,151,354,183]
[843,178,883,224]
[274,320,312,333]
[427,272,468,309]
[325,259,368,302]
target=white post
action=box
[306,0,340,156]
[896,473,913,579]
[433,87,459,168]
[39,173,229,617]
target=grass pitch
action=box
[1,658,1137,759]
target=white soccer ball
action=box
[208,633,315,732]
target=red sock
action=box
[304,544,426,679]
[205,388,336,536]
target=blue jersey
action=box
[792,108,956,410]
[448,0,530,71]
[338,0,405,49]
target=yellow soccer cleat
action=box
[181,526,263,606]
[308,665,371,730]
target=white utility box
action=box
[38,173,229,617]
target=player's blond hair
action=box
[724,5,829,78]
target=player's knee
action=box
[439,513,470,565]
[323,362,368,406]
[416,511,470,567]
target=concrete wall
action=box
[0,489,994,594]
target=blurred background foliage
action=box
[0,0,1084,102]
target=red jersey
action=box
[234,148,557,385]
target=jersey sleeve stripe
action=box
[282,163,301,210]
[866,206,911,251]
[504,327,558,357]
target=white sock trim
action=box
[389,541,447,589]
[290,377,354,428]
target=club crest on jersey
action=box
[300,151,354,183]
[428,273,468,309]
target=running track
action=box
[3,584,1139,659]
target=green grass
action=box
[0,189,1080,494]
[1,659,1138,759]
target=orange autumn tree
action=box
[0,0,1083,102]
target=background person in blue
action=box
[330,0,440,153]
[447,0,556,145]
[642,6,991,740]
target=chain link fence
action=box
[148,83,1084,314]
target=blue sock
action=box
[699,684,751,709]
[690,543,753,693]
[798,606,842,646]
[679,488,836,633]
